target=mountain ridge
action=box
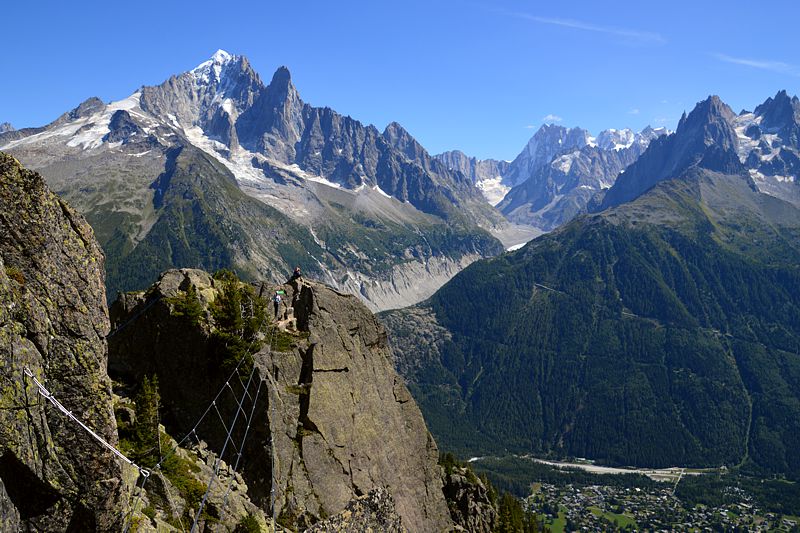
[1,50,519,311]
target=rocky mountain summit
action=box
[108,269,454,531]
[0,153,125,530]
[0,122,13,134]
[595,96,741,211]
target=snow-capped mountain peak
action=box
[521,124,591,170]
[596,128,635,151]
[211,49,233,63]
[191,49,237,85]
[497,123,671,230]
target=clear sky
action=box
[2,1,798,160]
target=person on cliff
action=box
[288,266,302,283]
[273,292,282,319]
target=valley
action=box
[470,456,714,483]
[469,455,800,531]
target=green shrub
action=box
[161,453,208,522]
[132,375,161,467]
[235,513,262,533]
[142,505,156,520]
[118,376,161,467]
[270,329,296,352]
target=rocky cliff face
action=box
[435,151,510,186]
[108,269,454,532]
[442,466,497,533]
[0,152,125,530]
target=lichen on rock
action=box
[0,152,125,530]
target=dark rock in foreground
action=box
[0,152,125,530]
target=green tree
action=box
[133,374,160,466]
[167,284,204,326]
[496,492,540,533]
[210,270,268,372]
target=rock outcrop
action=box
[108,269,454,532]
[305,487,406,533]
[442,467,497,533]
[265,280,453,532]
[0,152,125,530]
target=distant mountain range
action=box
[435,90,800,234]
[435,124,670,230]
[1,50,536,310]
[384,91,800,479]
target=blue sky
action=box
[2,1,799,160]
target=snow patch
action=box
[63,92,142,150]
[309,227,324,248]
[733,112,763,162]
[373,185,392,198]
[2,92,147,152]
[222,98,235,116]
[596,128,635,151]
[306,174,342,189]
[552,151,580,174]
[476,176,511,206]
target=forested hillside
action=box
[384,170,800,478]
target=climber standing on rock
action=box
[289,266,302,283]
[273,291,282,319]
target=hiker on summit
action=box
[289,266,302,283]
